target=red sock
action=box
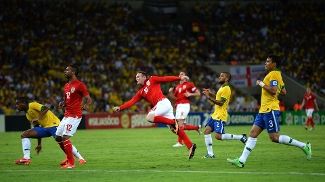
[178,127,184,144]
[177,129,192,149]
[306,118,310,127]
[310,118,314,128]
[183,124,199,131]
[63,140,75,165]
[153,116,174,125]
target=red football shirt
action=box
[173,81,197,108]
[303,93,316,109]
[120,76,180,110]
[63,79,89,118]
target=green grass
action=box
[0,125,324,182]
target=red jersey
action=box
[120,76,180,110]
[303,93,316,109]
[173,81,197,108]
[63,79,89,118]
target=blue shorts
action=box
[32,126,57,138]
[254,110,281,133]
[205,117,226,134]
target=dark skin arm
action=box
[202,88,225,106]
[168,87,177,100]
[279,87,286,96]
[256,80,278,95]
[82,95,92,111]
[35,138,42,154]
[31,106,49,126]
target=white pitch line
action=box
[1,170,325,176]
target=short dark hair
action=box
[137,70,148,78]
[16,97,29,104]
[268,54,281,68]
[69,64,79,76]
[223,72,232,82]
[181,71,189,77]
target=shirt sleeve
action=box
[188,82,197,93]
[269,72,281,86]
[151,76,181,83]
[120,92,142,110]
[30,102,43,111]
[79,82,90,97]
[220,87,230,101]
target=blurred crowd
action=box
[0,1,323,115]
[192,0,325,96]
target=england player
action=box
[169,71,201,147]
[300,87,319,130]
[202,72,247,158]
[14,97,86,165]
[56,64,92,169]
[227,54,312,168]
[113,71,197,159]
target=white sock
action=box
[222,134,242,140]
[72,145,83,160]
[239,137,257,163]
[204,134,214,155]
[278,135,306,149]
[22,138,31,159]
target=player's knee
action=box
[21,133,26,139]
[55,136,62,142]
[177,119,185,127]
[146,114,155,123]
[214,133,222,140]
[203,127,212,135]
[21,130,30,138]
[269,136,279,143]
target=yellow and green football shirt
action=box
[211,84,231,122]
[259,69,284,113]
[26,102,60,128]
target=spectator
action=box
[293,101,301,111]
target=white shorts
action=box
[175,103,190,120]
[149,98,175,119]
[305,109,314,117]
[56,117,81,137]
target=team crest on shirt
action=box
[183,85,186,89]
[71,87,75,93]
[146,80,150,86]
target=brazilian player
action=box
[201,72,247,159]
[14,97,86,165]
[227,54,312,168]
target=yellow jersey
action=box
[259,69,284,113]
[26,102,60,128]
[211,84,231,122]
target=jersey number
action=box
[66,124,72,131]
[268,120,274,128]
[66,92,71,99]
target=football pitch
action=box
[0,125,324,182]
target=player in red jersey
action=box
[56,64,92,169]
[300,87,319,130]
[113,71,197,159]
[169,71,201,147]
